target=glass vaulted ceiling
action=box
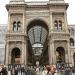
[27,20,48,56]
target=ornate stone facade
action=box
[5,0,74,67]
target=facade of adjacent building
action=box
[0,0,74,67]
[0,25,7,64]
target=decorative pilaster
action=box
[48,37,51,65]
[50,12,53,32]
[5,42,9,65]
[67,40,71,66]
[23,12,25,33]
[21,42,25,64]
[51,40,56,65]
[8,13,11,32]
[64,12,68,32]
[23,36,27,65]
[24,40,27,65]
[48,38,55,65]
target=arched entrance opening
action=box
[73,53,75,67]
[11,47,21,64]
[56,47,65,63]
[27,19,49,66]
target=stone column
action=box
[50,12,53,32]
[64,12,68,32]
[23,12,25,33]
[5,42,9,65]
[48,39,55,65]
[67,40,71,66]
[24,40,27,65]
[8,13,11,32]
[21,42,25,64]
[51,40,56,65]
[48,37,51,65]
[9,50,11,64]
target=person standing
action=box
[2,65,7,75]
[35,67,40,75]
[15,67,18,75]
[11,68,15,75]
[42,66,47,75]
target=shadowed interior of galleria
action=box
[27,20,49,65]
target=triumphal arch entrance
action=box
[5,0,71,66]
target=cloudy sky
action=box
[0,0,75,25]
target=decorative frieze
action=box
[50,32,70,40]
[26,11,50,17]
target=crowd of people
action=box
[0,64,74,75]
[35,65,57,75]
[0,64,58,75]
[0,64,35,75]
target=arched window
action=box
[17,21,21,31]
[13,21,17,32]
[54,20,58,30]
[54,20,62,31]
[70,38,74,46]
[13,21,21,32]
[59,20,62,30]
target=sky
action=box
[0,0,75,25]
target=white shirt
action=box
[42,70,47,75]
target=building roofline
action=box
[68,25,75,26]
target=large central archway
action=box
[27,19,49,66]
